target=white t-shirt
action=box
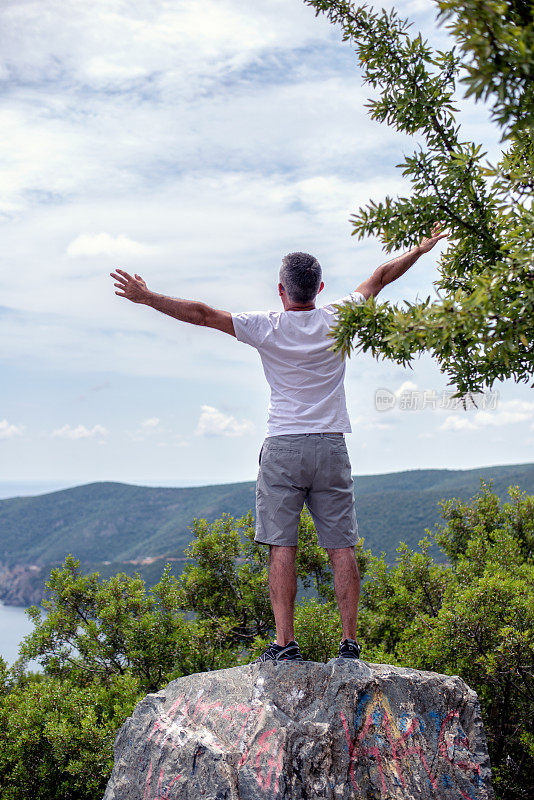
[232,291,366,436]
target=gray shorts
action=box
[255,433,358,549]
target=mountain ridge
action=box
[1,462,532,606]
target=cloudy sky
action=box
[1,0,532,495]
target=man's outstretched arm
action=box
[110,268,236,337]
[355,223,449,300]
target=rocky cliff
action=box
[102,659,494,800]
[0,563,47,606]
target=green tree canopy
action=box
[2,484,533,798]
[358,481,534,800]
[305,0,533,398]
[436,0,534,136]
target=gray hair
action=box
[279,252,322,304]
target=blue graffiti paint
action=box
[428,710,446,742]
[399,712,410,732]
[398,712,424,737]
[461,786,477,800]
[372,707,383,727]
[354,691,371,729]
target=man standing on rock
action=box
[110,223,447,664]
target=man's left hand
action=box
[418,222,449,254]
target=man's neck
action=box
[283,300,316,311]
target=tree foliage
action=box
[14,553,240,693]
[305,0,533,397]
[2,486,533,798]
[359,481,534,800]
[436,0,534,137]
[0,670,139,800]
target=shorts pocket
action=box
[261,445,302,487]
[268,447,300,454]
[329,446,352,485]
[331,443,349,460]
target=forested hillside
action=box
[0,462,532,605]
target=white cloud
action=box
[351,414,392,431]
[195,405,254,437]
[0,419,25,438]
[127,416,164,442]
[0,0,517,484]
[67,233,153,257]
[440,400,534,432]
[0,167,400,382]
[0,0,335,90]
[473,400,534,426]
[395,381,418,398]
[440,416,477,432]
[141,417,160,430]
[51,424,108,440]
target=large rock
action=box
[102,660,494,800]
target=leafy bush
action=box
[0,670,139,800]
[358,482,534,800]
[294,598,343,662]
[2,482,533,799]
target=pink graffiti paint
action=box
[236,724,283,795]
[198,700,224,726]
[150,694,259,754]
[221,704,255,748]
[165,775,182,795]
[341,707,395,793]
[404,744,438,790]
[143,760,153,800]
[341,704,439,794]
[148,718,165,744]
[340,710,361,793]
[167,695,186,720]
[142,765,182,800]
[146,694,284,796]
[156,767,164,797]
[364,744,388,794]
[459,790,475,800]
[254,729,277,790]
[438,709,481,779]
[269,745,284,794]
[148,695,186,745]
[340,697,487,799]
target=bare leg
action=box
[268,545,298,645]
[327,546,360,640]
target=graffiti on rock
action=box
[145,691,284,796]
[142,760,182,800]
[340,689,485,799]
[139,684,487,799]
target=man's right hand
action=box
[110,268,151,304]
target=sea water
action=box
[0,602,43,670]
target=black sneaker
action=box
[252,641,304,663]
[339,638,361,659]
